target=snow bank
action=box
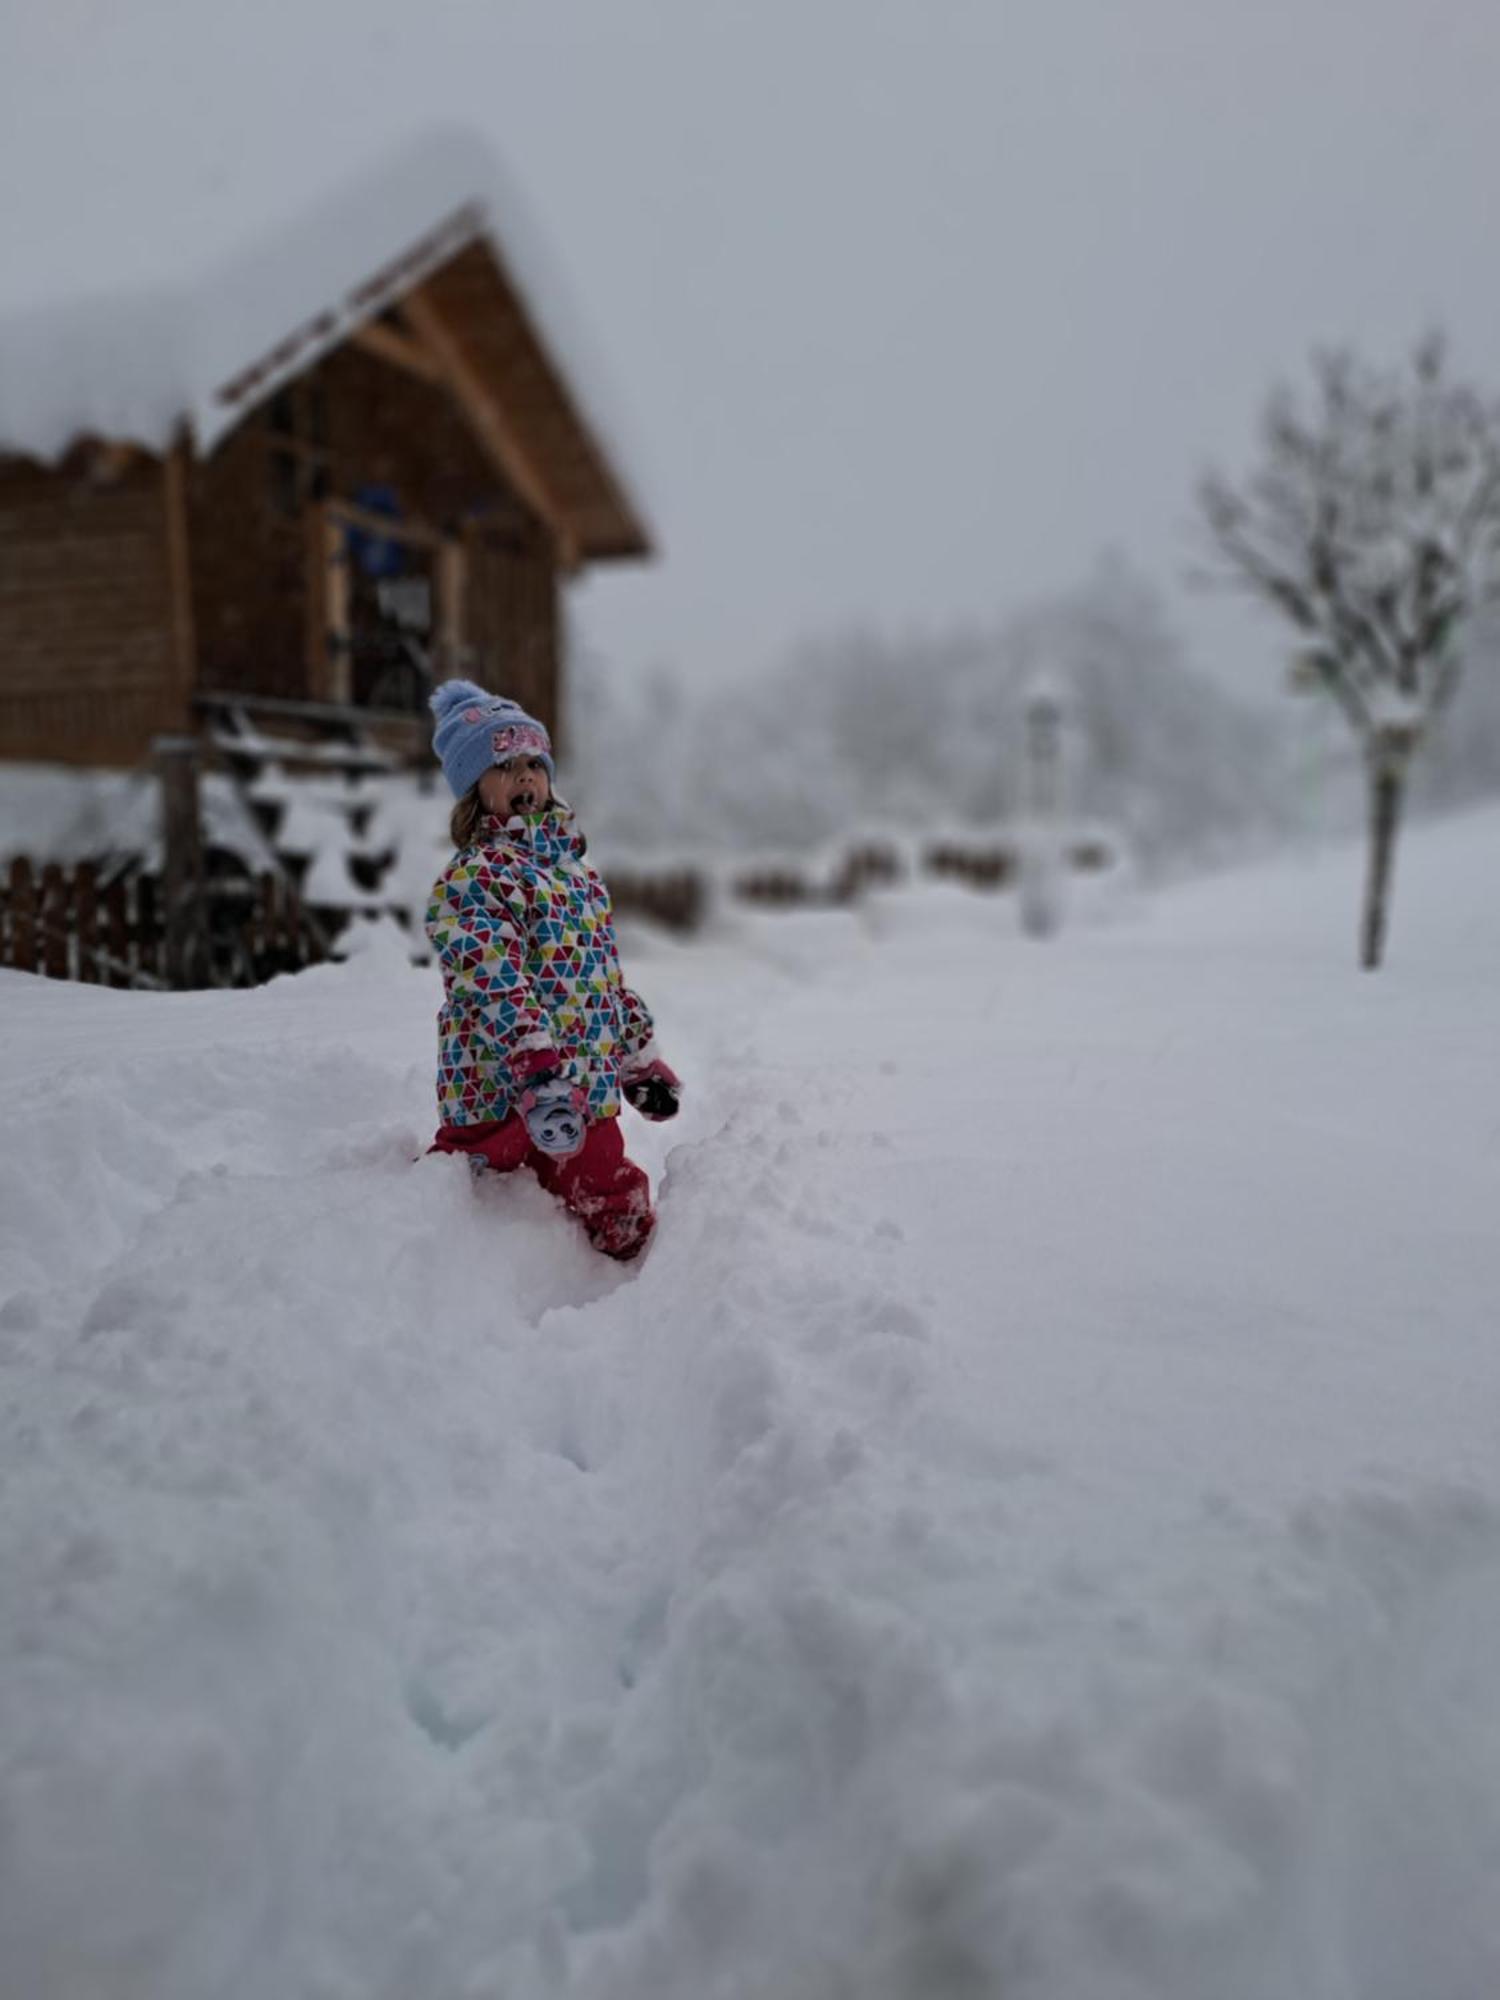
[3,809,1500,1998]
[0,759,451,928]
[0,761,276,873]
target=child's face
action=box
[479,756,550,820]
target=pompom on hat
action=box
[430,680,555,800]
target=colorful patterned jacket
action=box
[426,807,654,1127]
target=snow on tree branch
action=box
[1199,334,1500,967]
[1199,336,1500,741]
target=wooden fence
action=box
[0,858,328,990]
[600,866,706,934]
[3,831,1122,989]
[597,834,1120,932]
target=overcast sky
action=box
[5,0,1499,699]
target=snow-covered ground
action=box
[3,808,1499,2000]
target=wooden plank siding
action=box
[463,514,559,736]
[0,455,184,765]
[187,337,561,726]
[185,417,307,704]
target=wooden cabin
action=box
[0,147,651,771]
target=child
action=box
[424,679,681,1262]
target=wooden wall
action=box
[186,418,305,702]
[464,512,559,735]
[189,341,563,733]
[0,454,183,766]
[0,333,565,774]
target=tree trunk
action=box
[1360,756,1406,970]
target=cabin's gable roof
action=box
[0,133,652,562]
[205,201,485,436]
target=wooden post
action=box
[135,874,162,982]
[9,858,37,974]
[102,880,130,988]
[75,863,100,983]
[306,501,329,698]
[306,504,352,705]
[162,441,198,714]
[327,511,352,706]
[155,735,208,988]
[248,873,272,975]
[39,865,70,980]
[438,537,466,675]
[261,873,287,973]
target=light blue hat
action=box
[430,680,555,800]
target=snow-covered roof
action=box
[0,130,651,555]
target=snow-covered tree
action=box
[1200,337,1500,967]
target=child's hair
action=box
[450,787,486,849]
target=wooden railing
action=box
[0,857,327,990]
[609,833,1116,928]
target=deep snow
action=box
[3,810,1499,2000]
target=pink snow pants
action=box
[431,1112,655,1262]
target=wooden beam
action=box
[325,496,442,550]
[155,735,208,989]
[326,511,352,706]
[305,502,329,696]
[401,284,578,567]
[438,538,466,675]
[161,442,197,710]
[196,690,427,732]
[305,502,352,705]
[349,319,446,385]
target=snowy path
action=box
[4,811,1500,2000]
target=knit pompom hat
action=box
[430,680,555,800]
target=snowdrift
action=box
[3,813,1500,2000]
